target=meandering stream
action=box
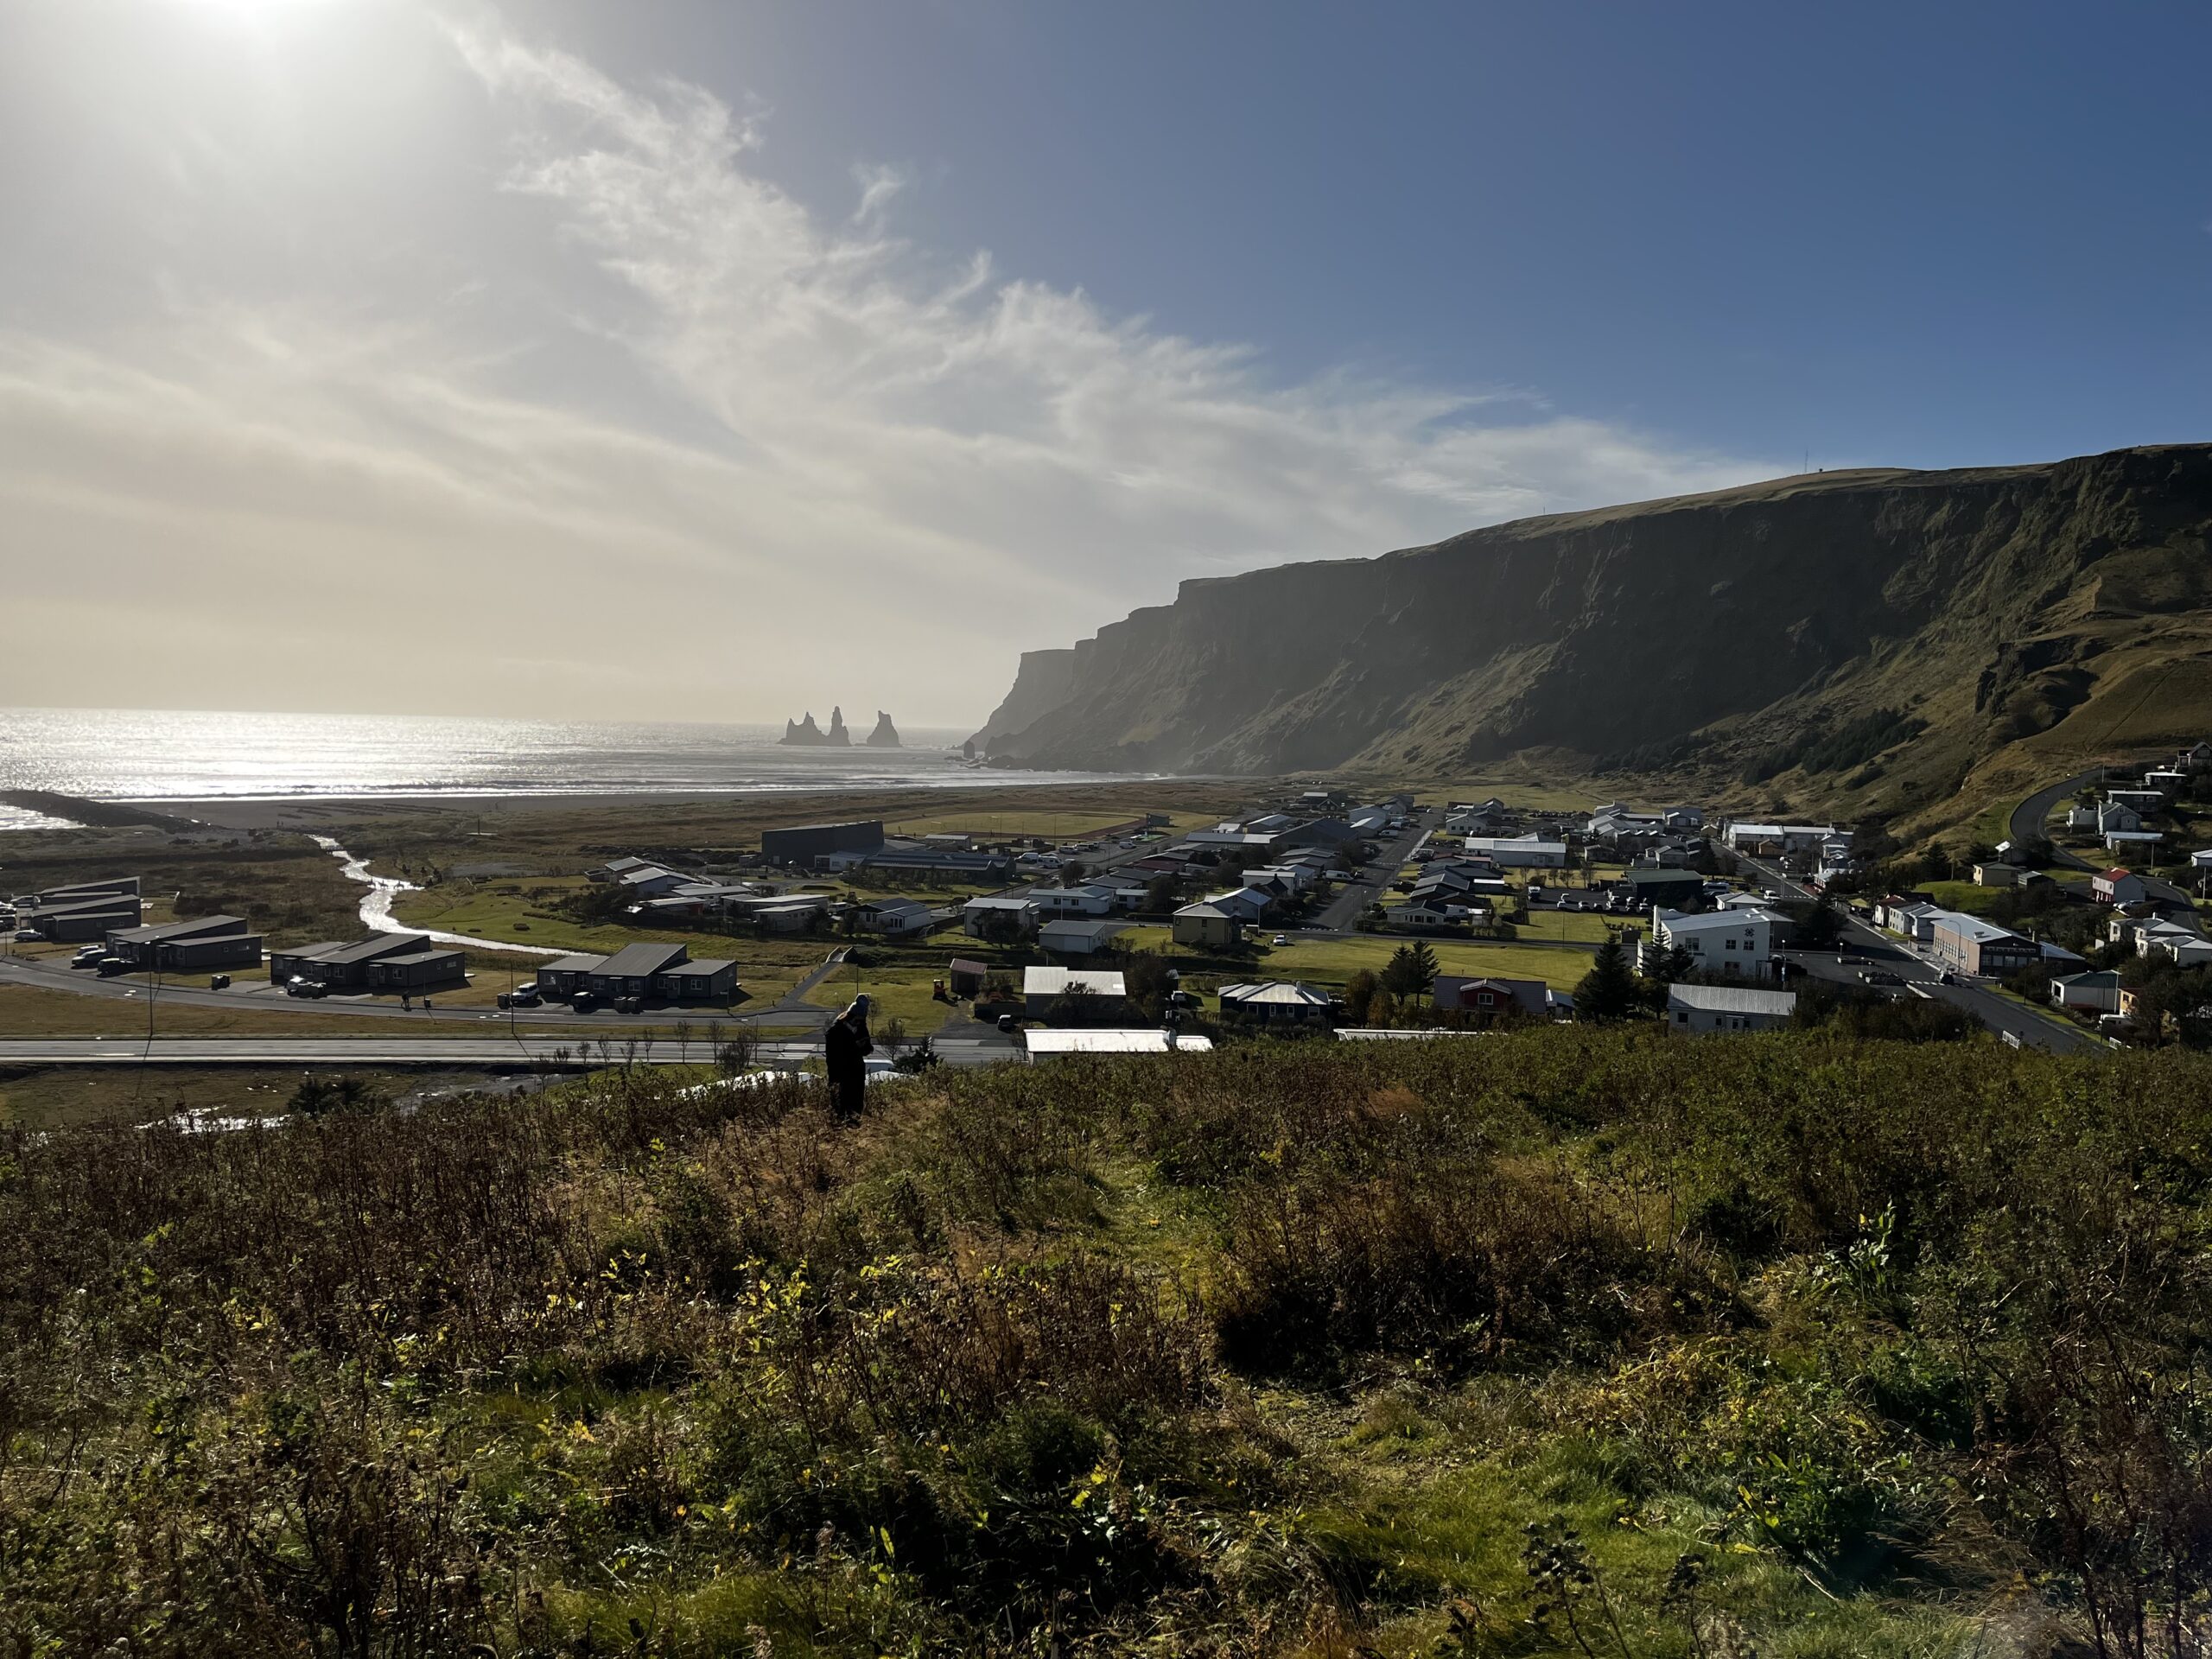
[310,836,565,957]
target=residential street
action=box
[2010,766,2196,910]
[1740,855,2100,1053]
[1313,806,1440,931]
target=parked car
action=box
[571,991,598,1013]
[509,991,542,1008]
[1272,933,1289,946]
[95,957,130,977]
[11,928,41,944]
[285,977,328,999]
[207,974,231,990]
[515,981,539,998]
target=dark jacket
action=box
[824,1017,873,1083]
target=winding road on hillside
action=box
[2008,766,2196,910]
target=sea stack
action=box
[779,709,853,747]
[866,710,901,748]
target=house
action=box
[1172,901,1243,949]
[1459,835,1567,868]
[1205,887,1276,926]
[946,957,990,999]
[1039,918,1125,957]
[1620,868,1704,910]
[963,895,1038,938]
[1280,817,1362,850]
[587,855,663,882]
[1022,966,1129,1022]
[2066,804,2098,831]
[2184,741,2212,773]
[1973,861,2030,887]
[2145,771,2190,796]
[1723,822,1840,855]
[653,957,741,1002]
[2191,848,2212,874]
[856,898,936,938]
[618,865,692,899]
[1216,981,1334,1026]
[2094,868,2148,905]
[1925,912,2040,977]
[1650,906,1781,977]
[105,915,263,971]
[1666,983,1797,1033]
[2097,801,2145,835]
[2107,788,2166,814]
[2106,829,2165,854]
[1430,975,1557,1020]
[1033,885,1117,919]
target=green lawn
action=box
[1246,934,1594,992]
[1917,879,2006,916]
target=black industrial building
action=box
[269,932,464,991]
[105,915,263,970]
[538,942,740,1004]
[760,819,884,868]
[17,876,143,941]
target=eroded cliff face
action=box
[976,446,2212,781]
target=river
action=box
[309,836,566,957]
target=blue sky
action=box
[0,1,2204,722]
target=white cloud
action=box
[0,7,1777,724]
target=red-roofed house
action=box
[2094,868,2148,905]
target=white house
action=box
[2106,829,2164,854]
[1206,887,1276,925]
[1666,982,1797,1033]
[1216,981,1333,1026]
[1039,918,1124,957]
[1459,834,1567,868]
[2050,969,2122,1014]
[2094,868,2148,905]
[857,898,936,938]
[1651,906,1783,977]
[1033,885,1118,919]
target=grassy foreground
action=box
[3,1031,2208,1656]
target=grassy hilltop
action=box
[5,1031,2209,1656]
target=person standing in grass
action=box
[824,994,873,1124]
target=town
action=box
[13,740,2212,1071]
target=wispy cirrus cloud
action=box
[0,5,1776,723]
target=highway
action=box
[1738,855,2100,1053]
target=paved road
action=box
[2010,765,2196,912]
[1313,808,1440,931]
[1740,855,2099,1053]
[0,1033,1023,1070]
[0,1036,822,1066]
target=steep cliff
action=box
[976,446,2212,816]
[866,710,902,748]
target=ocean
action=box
[0,707,1131,828]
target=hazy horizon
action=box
[3,2,2205,728]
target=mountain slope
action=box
[975,444,2212,823]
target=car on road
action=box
[1840,955,1868,967]
[1937,969,1956,985]
[1761,888,1782,901]
[1860,969,1904,987]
